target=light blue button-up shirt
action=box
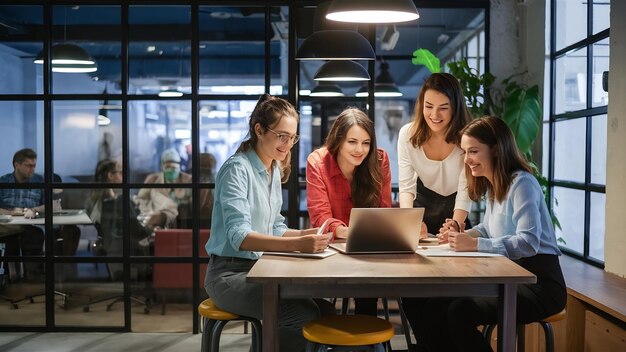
[473,171,562,260]
[205,149,288,259]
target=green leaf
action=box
[411,49,441,73]
[501,85,541,155]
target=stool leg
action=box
[305,341,316,352]
[540,322,555,352]
[397,298,415,352]
[210,320,228,352]
[341,297,349,315]
[517,324,525,352]
[483,324,495,340]
[250,319,263,352]
[202,318,217,352]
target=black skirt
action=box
[413,178,465,234]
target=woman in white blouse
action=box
[397,72,472,236]
[398,73,472,348]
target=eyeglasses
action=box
[266,127,300,145]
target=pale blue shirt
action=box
[205,149,288,259]
[473,171,562,260]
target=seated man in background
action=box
[0,148,46,279]
[135,149,192,229]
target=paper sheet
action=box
[416,244,502,257]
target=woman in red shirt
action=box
[306,108,392,316]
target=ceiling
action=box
[0,3,486,96]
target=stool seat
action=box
[198,298,239,320]
[303,314,394,346]
[198,298,261,352]
[542,309,566,323]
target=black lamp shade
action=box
[296,30,375,60]
[314,61,370,81]
[34,43,97,73]
[326,0,420,24]
[310,83,345,97]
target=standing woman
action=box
[415,116,566,351]
[204,94,329,352]
[397,72,472,236]
[306,108,392,316]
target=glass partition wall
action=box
[0,2,487,332]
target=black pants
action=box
[407,254,566,352]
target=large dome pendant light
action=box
[314,60,370,81]
[33,6,97,73]
[326,0,420,24]
[296,2,375,61]
[34,43,97,73]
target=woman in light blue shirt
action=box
[414,116,566,352]
[204,94,329,352]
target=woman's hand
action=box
[420,222,428,239]
[298,234,330,253]
[334,226,350,240]
[448,231,478,251]
[438,218,463,244]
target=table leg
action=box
[497,283,517,352]
[263,283,279,352]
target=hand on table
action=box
[448,230,477,252]
[299,234,330,253]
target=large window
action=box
[0,1,487,332]
[547,0,609,265]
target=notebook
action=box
[329,207,424,254]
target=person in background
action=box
[135,149,192,229]
[197,152,216,228]
[306,108,392,316]
[413,116,566,352]
[0,148,47,279]
[86,159,150,276]
[205,94,330,352]
[397,72,472,236]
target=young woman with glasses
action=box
[204,93,330,352]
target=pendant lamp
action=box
[314,60,370,81]
[310,83,345,97]
[296,2,375,60]
[326,0,420,24]
[34,43,97,73]
[158,88,184,97]
[356,61,402,97]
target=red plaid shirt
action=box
[306,147,392,237]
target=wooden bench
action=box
[486,255,626,351]
[554,255,626,352]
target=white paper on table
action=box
[263,248,337,259]
[416,244,502,257]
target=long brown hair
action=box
[237,93,298,183]
[325,108,382,207]
[461,116,532,202]
[408,72,470,147]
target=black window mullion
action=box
[190,2,200,335]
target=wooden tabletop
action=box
[248,252,536,285]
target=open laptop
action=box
[329,207,424,254]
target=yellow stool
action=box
[198,298,262,352]
[303,314,395,352]
[483,308,566,352]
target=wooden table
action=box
[247,252,536,352]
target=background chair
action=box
[153,228,210,314]
[83,197,151,313]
